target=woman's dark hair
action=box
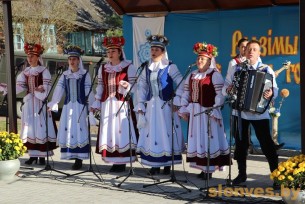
[119,50,124,61]
[116,48,124,61]
[237,38,248,48]
[151,46,165,52]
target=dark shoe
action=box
[273,182,281,190]
[38,158,46,165]
[115,164,126,172]
[24,157,38,165]
[232,174,247,185]
[197,171,212,180]
[109,165,118,172]
[275,143,285,150]
[72,159,82,170]
[163,166,171,175]
[147,167,160,175]
[109,164,126,172]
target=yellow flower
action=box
[278,165,285,172]
[299,162,305,168]
[278,175,285,181]
[272,169,280,178]
[293,169,300,175]
[283,161,290,168]
[287,176,294,181]
[0,131,25,161]
[271,154,305,190]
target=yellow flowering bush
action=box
[0,131,27,161]
[271,154,305,190]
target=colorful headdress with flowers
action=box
[193,42,218,58]
[63,45,84,57]
[103,36,125,49]
[24,43,44,56]
[147,35,169,49]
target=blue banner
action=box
[123,6,300,150]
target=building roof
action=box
[71,0,114,30]
[105,0,299,15]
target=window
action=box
[15,57,26,71]
[93,33,105,56]
[47,60,57,75]
[13,23,24,51]
[46,61,68,76]
[42,24,57,53]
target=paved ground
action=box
[1,129,300,204]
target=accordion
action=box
[232,70,273,114]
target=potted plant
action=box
[0,131,27,180]
[270,154,305,203]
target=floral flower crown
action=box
[147,35,169,48]
[102,36,125,49]
[24,43,44,56]
[63,45,84,57]
[193,42,218,58]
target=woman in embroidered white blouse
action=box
[48,45,92,170]
[90,36,138,173]
[17,43,57,165]
[179,42,230,180]
[135,35,185,175]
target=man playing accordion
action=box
[222,39,279,189]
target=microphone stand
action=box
[143,63,195,192]
[194,104,248,202]
[34,67,69,176]
[66,59,104,182]
[194,103,227,198]
[115,61,158,187]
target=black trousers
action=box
[233,117,278,173]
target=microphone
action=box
[227,94,237,102]
[56,66,64,75]
[240,59,250,70]
[136,61,148,76]
[189,62,197,67]
[97,57,104,64]
[141,61,148,67]
[241,59,250,65]
[94,57,104,77]
[15,60,26,71]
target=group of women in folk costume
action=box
[5,35,230,179]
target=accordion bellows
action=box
[232,70,273,114]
